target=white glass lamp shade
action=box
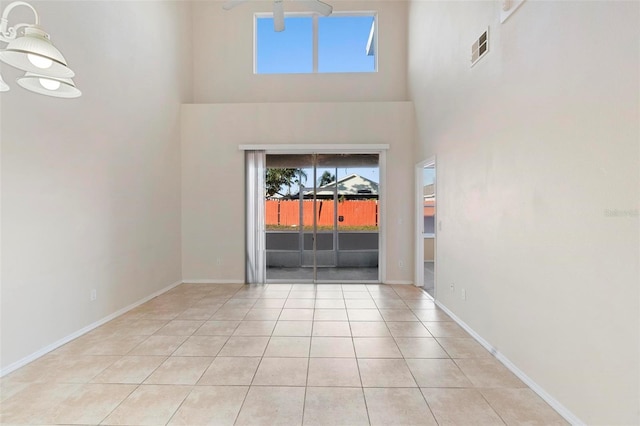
[17,72,81,98]
[0,74,9,91]
[0,26,75,78]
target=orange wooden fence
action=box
[266,200,378,227]
[424,199,435,217]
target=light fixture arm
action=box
[0,1,40,43]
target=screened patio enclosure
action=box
[246,151,381,283]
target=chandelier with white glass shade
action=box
[0,1,81,98]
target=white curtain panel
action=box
[245,150,266,284]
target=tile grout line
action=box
[301,291,315,426]
[163,384,196,426]
[391,293,441,425]
[4,283,542,425]
[233,284,292,425]
[105,288,238,425]
[288,283,309,426]
[228,283,264,426]
[355,285,380,425]
[477,390,509,425]
[95,383,140,425]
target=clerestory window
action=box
[255,13,377,74]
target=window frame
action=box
[253,11,378,75]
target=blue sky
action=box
[306,167,379,188]
[280,167,378,196]
[256,15,375,74]
[423,167,435,185]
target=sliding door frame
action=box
[241,144,388,284]
[415,156,436,298]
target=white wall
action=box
[192,0,407,103]
[408,1,639,424]
[185,0,414,283]
[181,102,415,283]
[0,1,192,371]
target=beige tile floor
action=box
[0,283,568,425]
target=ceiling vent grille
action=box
[471,27,489,67]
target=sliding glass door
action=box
[263,154,314,281]
[263,153,380,283]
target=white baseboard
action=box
[182,279,245,284]
[435,301,584,426]
[385,280,414,285]
[0,280,183,378]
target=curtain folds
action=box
[245,151,266,284]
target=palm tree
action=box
[265,168,307,198]
[318,171,335,187]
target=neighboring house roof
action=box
[305,174,379,198]
[267,174,379,200]
[423,184,434,198]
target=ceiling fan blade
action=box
[273,0,285,32]
[296,0,333,16]
[222,0,247,11]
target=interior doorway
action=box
[262,153,381,283]
[415,158,436,297]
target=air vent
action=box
[471,27,489,67]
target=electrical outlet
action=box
[216,258,222,266]
[398,260,404,269]
[90,289,97,301]
[450,283,455,292]
[461,288,466,300]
